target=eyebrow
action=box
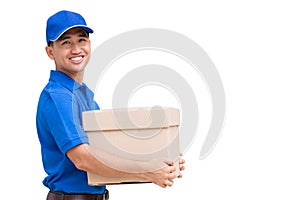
[58,31,89,41]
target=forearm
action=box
[67,144,179,188]
[67,144,158,178]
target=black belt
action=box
[47,189,109,200]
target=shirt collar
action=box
[49,70,85,91]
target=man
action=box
[36,10,185,200]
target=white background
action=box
[1,0,300,199]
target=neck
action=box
[57,69,84,84]
[74,71,84,84]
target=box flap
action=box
[82,107,180,131]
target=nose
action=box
[70,42,82,54]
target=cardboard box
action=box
[82,107,181,186]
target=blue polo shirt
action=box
[36,70,106,194]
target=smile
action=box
[69,56,84,63]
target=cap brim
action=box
[49,25,94,42]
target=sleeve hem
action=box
[61,137,89,155]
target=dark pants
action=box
[47,189,109,200]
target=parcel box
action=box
[82,107,181,186]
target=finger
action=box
[179,165,185,171]
[167,171,177,179]
[165,179,174,187]
[165,160,174,166]
[179,158,185,164]
[177,172,183,178]
[168,166,176,173]
[168,178,174,183]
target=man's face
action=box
[46,27,91,81]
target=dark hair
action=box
[47,41,53,47]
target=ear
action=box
[45,46,55,60]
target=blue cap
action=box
[46,10,93,44]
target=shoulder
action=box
[38,83,74,113]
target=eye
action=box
[62,40,71,45]
[79,38,87,43]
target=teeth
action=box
[71,56,83,61]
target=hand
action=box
[143,161,178,188]
[177,157,185,178]
[142,155,185,188]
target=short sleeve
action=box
[43,91,88,154]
